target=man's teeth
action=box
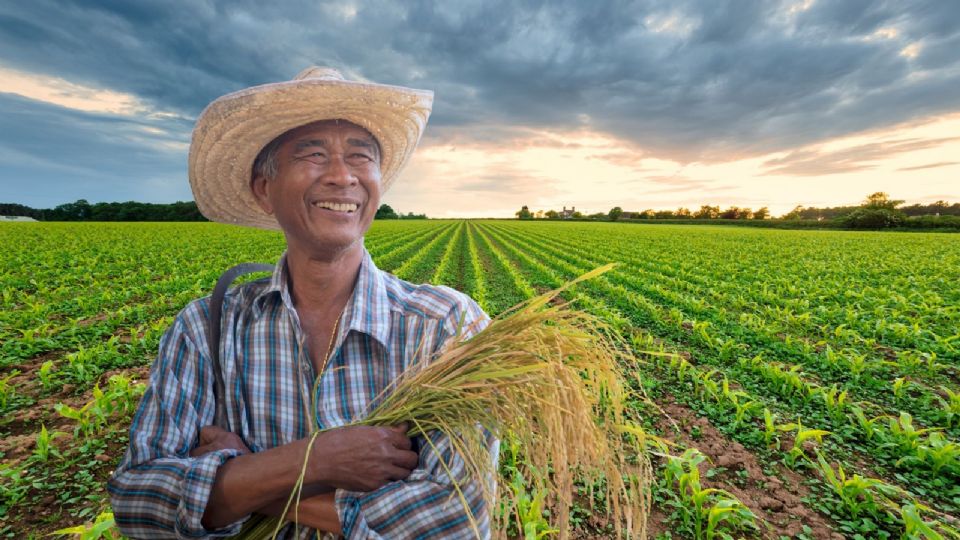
[312,201,358,212]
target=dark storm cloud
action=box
[0,93,190,206]
[1,0,959,205]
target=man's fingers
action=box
[189,443,215,457]
[389,430,413,451]
[386,465,415,482]
[392,449,419,470]
[198,425,230,444]
[192,425,251,456]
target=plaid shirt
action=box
[108,249,492,539]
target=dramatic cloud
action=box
[762,136,960,176]
[1,0,959,212]
[897,161,960,172]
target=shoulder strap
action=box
[207,263,274,427]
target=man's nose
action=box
[320,154,358,186]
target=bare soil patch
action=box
[654,395,841,539]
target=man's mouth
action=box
[311,201,359,213]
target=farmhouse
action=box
[0,215,36,222]
[560,206,577,219]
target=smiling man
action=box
[108,68,493,539]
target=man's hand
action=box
[310,423,418,492]
[190,425,251,457]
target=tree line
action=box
[516,193,960,230]
[0,200,207,221]
[0,201,430,222]
[373,204,427,220]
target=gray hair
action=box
[251,136,284,181]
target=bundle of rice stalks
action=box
[245,264,652,539]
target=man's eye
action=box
[347,154,373,163]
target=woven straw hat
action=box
[189,67,434,229]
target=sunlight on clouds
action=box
[872,27,900,40]
[329,2,357,21]
[787,0,815,15]
[643,12,697,38]
[900,43,922,59]
[0,65,145,115]
[391,114,960,218]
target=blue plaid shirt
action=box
[108,249,492,539]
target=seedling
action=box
[32,424,65,462]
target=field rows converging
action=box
[1,220,959,539]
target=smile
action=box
[311,201,359,213]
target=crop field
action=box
[2,220,959,539]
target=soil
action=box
[653,395,842,539]
[1,353,151,535]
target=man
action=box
[108,67,493,539]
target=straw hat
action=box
[189,67,434,229]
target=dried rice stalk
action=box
[241,264,651,539]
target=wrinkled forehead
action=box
[280,119,380,151]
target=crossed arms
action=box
[107,311,493,539]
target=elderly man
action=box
[108,67,493,539]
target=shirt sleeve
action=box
[334,293,498,539]
[107,309,249,539]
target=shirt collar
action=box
[251,252,288,315]
[341,249,392,349]
[253,249,391,349]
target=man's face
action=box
[251,120,382,258]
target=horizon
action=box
[1,1,958,217]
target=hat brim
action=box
[189,78,433,230]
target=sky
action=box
[1,0,958,218]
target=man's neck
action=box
[285,243,364,316]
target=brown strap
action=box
[207,263,274,427]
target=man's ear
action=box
[250,175,274,215]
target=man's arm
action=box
[108,313,418,539]
[336,428,497,539]
[334,294,498,539]
[200,423,416,530]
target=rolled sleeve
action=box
[108,310,247,539]
[334,431,495,539]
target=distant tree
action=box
[694,205,719,219]
[675,207,692,219]
[900,200,960,217]
[753,207,770,220]
[719,206,753,219]
[375,204,399,219]
[544,209,559,219]
[571,211,583,219]
[654,210,675,219]
[842,192,906,229]
[49,199,92,221]
[588,212,606,220]
[516,205,533,220]
[841,207,905,229]
[608,206,623,221]
[535,210,544,219]
[863,192,903,210]
[0,203,41,219]
[782,205,804,219]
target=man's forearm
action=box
[258,492,341,535]
[201,438,320,529]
